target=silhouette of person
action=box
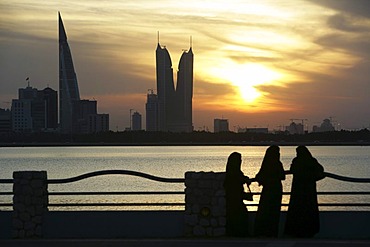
[223,152,251,237]
[284,146,325,238]
[254,145,285,238]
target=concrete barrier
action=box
[2,210,370,239]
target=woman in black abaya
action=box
[254,145,285,237]
[284,146,325,238]
[224,152,251,237]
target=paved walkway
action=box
[1,239,370,247]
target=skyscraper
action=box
[155,36,194,132]
[175,46,194,132]
[156,42,175,132]
[145,90,158,131]
[132,111,142,131]
[59,12,80,133]
[58,12,109,134]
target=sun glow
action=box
[210,62,281,103]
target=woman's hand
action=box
[244,176,252,185]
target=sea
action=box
[0,145,369,211]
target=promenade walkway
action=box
[1,239,370,247]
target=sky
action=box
[1,0,369,131]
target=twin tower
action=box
[59,11,193,133]
[151,36,194,132]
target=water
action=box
[0,145,369,211]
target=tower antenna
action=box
[157,31,160,44]
[190,35,192,48]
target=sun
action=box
[210,62,281,103]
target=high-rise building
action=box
[156,42,175,132]
[0,108,11,133]
[132,111,142,131]
[88,114,109,133]
[155,36,194,132]
[145,91,158,131]
[11,99,32,132]
[214,119,229,133]
[11,85,58,132]
[59,12,81,133]
[32,87,58,131]
[40,87,58,130]
[58,12,109,133]
[72,100,97,133]
[175,46,193,132]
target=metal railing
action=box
[47,170,184,208]
[1,170,370,209]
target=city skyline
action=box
[1,1,370,131]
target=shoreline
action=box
[1,141,369,147]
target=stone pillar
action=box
[12,171,48,238]
[184,171,226,237]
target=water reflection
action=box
[0,146,369,211]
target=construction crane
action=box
[290,118,308,125]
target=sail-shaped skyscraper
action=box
[175,46,194,132]
[155,36,194,132]
[156,43,175,132]
[59,12,81,133]
[58,12,109,134]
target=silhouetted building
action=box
[0,108,12,133]
[40,87,58,130]
[19,86,37,99]
[11,99,32,132]
[59,12,81,133]
[145,91,158,131]
[70,100,109,134]
[11,85,58,133]
[287,122,304,135]
[156,42,174,132]
[72,100,96,133]
[313,118,335,132]
[58,12,109,133]
[214,119,229,133]
[173,45,193,132]
[156,36,193,132]
[132,111,142,131]
[88,114,109,133]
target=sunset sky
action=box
[1,0,369,131]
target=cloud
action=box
[315,34,370,58]
[327,14,370,33]
[307,0,370,19]
[1,0,369,130]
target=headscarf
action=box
[256,145,285,185]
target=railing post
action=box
[184,171,226,237]
[12,171,48,239]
